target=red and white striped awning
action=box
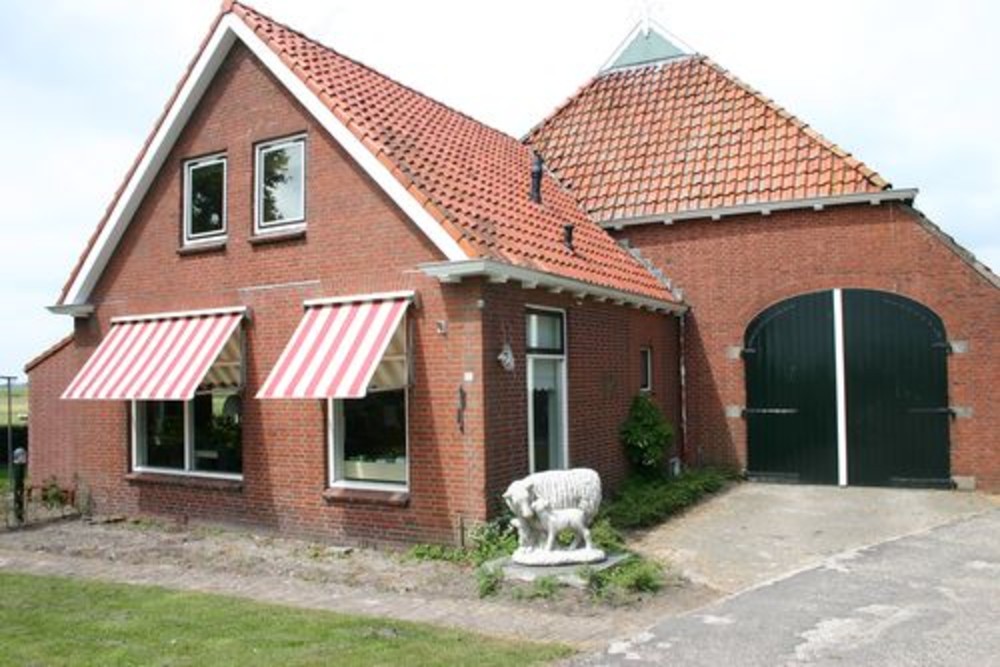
[63,308,244,401]
[257,293,410,399]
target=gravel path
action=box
[0,518,716,648]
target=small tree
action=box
[620,394,674,474]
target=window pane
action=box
[188,161,225,237]
[138,401,185,470]
[530,358,565,471]
[640,348,651,389]
[526,311,563,352]
[342,390,406,484]
[192,390,242,474]
[260,142,304,224]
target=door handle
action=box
[743,408,799,416]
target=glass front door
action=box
[529,356,565,471]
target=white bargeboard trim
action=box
[58,13,467,310]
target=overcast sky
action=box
[1,0,997,380]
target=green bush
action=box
[586,556,665,602]
[406,517,517,567]
[619,395,674,473]
[602,468,730,530]
[476,564,503,598]
[589,517,626,553]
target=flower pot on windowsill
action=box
[343,458,406,483]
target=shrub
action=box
[467,518,517,566]
[589,517,626,553]
[40,477,70,510]
[513,575,562,601]
[602,468,730,530]
[586,556,665,602]
[619,395,674,473]
[476,564,503,598]
[406,517,517,567]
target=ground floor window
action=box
[328,319,409,488]
[133,388,243,478]
[329,389,408,486]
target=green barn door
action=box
[744,291,838,484]
[843,290,951,487]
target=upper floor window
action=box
[255,135,305,232]
[183,154,227,243]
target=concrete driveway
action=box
[575,504,1000,665]
[631,483,996,594]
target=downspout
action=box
[678,310,692,466]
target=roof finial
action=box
[640,0,653,36]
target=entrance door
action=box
[744,289,950,487]
[526,308,567,472]
[744,291,838,484]
[843,290,951,487]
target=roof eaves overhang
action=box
[600,188,918,230]
[54,11,469,314]
[419,259,687,314]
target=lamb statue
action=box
[502,468,606,565]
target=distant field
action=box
[0,385,28,424]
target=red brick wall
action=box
[480,284,681,512]
[617,202,1000,490]
[27,43,491,545]
[26,340,82,487]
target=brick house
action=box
[25,5,999,544]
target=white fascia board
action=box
[601,189,919,230]
[59,14,467,310]
[303,290,416,308]
[111,305,248,324]
[46,304,96,317]
[419,259,686,314]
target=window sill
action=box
[248,227,306,246]
[125,471,243,492]
[178,239,227,256]
[322,486,409,508]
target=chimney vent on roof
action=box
[563,224,575,252]
[530,152,543,204]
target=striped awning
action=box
[257,294,410,399]
[63,308,244,401]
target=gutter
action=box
[600,188,919,230]
[419,259,687,314]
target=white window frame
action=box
[182,153,228,245]
[254,134,307,233]
[640,346,653,392]
[327,388,410,492]
[130,395,243,481]
[327,315,410,492]
[526,305,569,473]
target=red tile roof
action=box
[526,55,890,223]
[58,3,677,306]
[232,4,675,302]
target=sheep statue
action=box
[502,468,606,565]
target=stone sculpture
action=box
[502,468,606,565]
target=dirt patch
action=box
[0,517,716,619]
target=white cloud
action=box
[1,0,997,378]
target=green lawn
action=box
[0,573,570,667]
[0,383,28,423]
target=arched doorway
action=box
[744,289,951,487]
